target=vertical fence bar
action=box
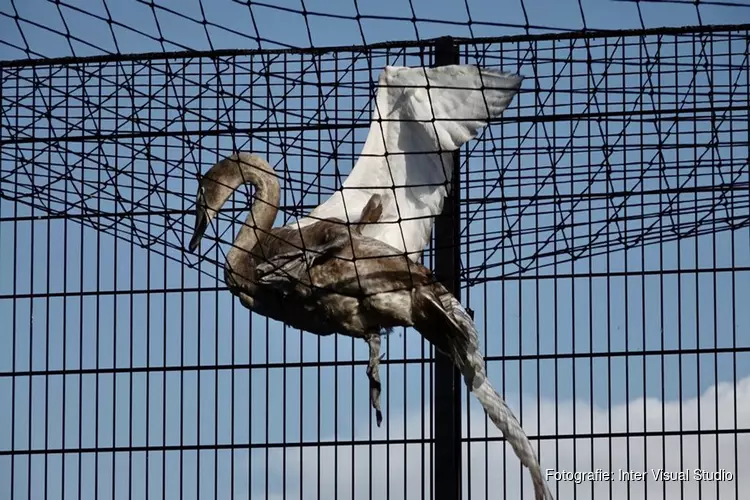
[433,35,463,500]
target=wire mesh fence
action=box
[1,23,749,500]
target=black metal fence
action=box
[1,23,749,500]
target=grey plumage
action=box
[188,152,553,500]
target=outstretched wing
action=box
[415,286,554,500]
[301,65,523,260]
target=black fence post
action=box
[433,35,463,500]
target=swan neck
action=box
[226,161,280,268]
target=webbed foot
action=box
[365,334,383,427]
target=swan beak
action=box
[188,208,208,253]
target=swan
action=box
[187,153,553,500]
[294,64,523,261]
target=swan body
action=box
[296,64,523,261]
[188,153,552,500]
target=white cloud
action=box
[241,375,750,500]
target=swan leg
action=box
[238,292,255,309]
[364,333,383,427]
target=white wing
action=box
[298,65,523,260]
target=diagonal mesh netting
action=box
[1,0,748,61]
[1,28,748,290]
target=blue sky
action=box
[1,0,750,499]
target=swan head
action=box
[187,152,279,253]
[188,185,211,253]
[187,154,249,253]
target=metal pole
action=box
[433,35,463,500]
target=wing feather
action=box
[300,65,523,260]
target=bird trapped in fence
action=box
[187,65,551,499]
[188,152,552,500]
